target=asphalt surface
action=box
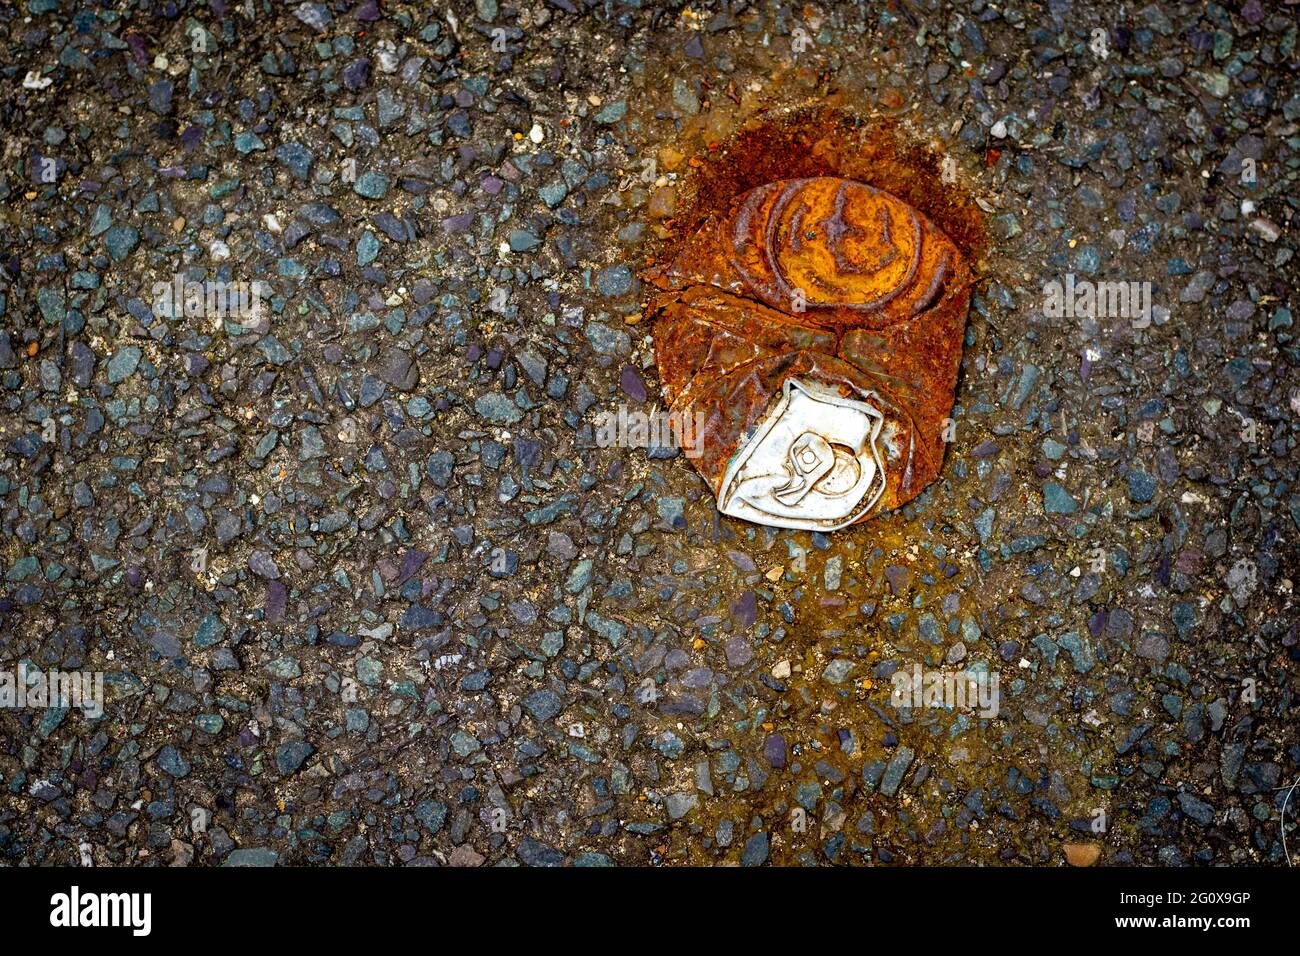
[0,0,1297,867]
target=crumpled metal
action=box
[645,176,973,529]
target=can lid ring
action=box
[717,378,887,531]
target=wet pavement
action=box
[0,0,1297,866]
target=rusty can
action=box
[645,176,973,531]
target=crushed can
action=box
[645,176,974,531]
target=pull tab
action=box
[772,432,834,505]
